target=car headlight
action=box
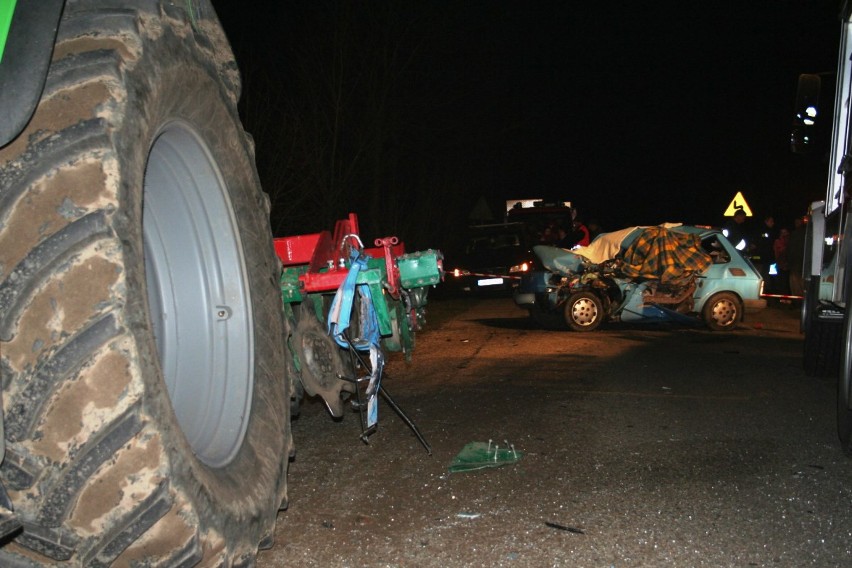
[509,261,531,274]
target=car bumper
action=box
[514,271,554,308]
[514,291,535,308]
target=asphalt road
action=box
[258,297,852,567]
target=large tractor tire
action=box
[0,1,290,566]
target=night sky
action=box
[213,1,841,242]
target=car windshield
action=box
[465,226,524,253]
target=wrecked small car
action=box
[514,224,766,331]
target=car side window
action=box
[702,235,730,264]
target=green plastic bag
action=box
[448,441,523,473]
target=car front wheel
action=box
[564,291,604,332]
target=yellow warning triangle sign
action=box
[723,191,753,217]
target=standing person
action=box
[773,227,791,297]
[754,215,779,293]
[787,215,807,298]
[554,224,575,248]
[538,223,556,245]
[722,209,752,252]
[571,218,591,247]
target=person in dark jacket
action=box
[722,209,752,253]
[787,215,807,297]
[754,215,778,292]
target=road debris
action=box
[456,513,481,519]
[448,440,523,472]
[545,521,585,534]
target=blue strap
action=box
[365,346,384,427]
[327,248,385,427]
[327,249,381,351]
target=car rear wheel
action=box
[702,292,742,331]
[564,291,604,332]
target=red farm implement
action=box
[274,214,443,446]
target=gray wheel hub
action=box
[142,120,253,468]
[709,298,738,327]
[571,297,598,326]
